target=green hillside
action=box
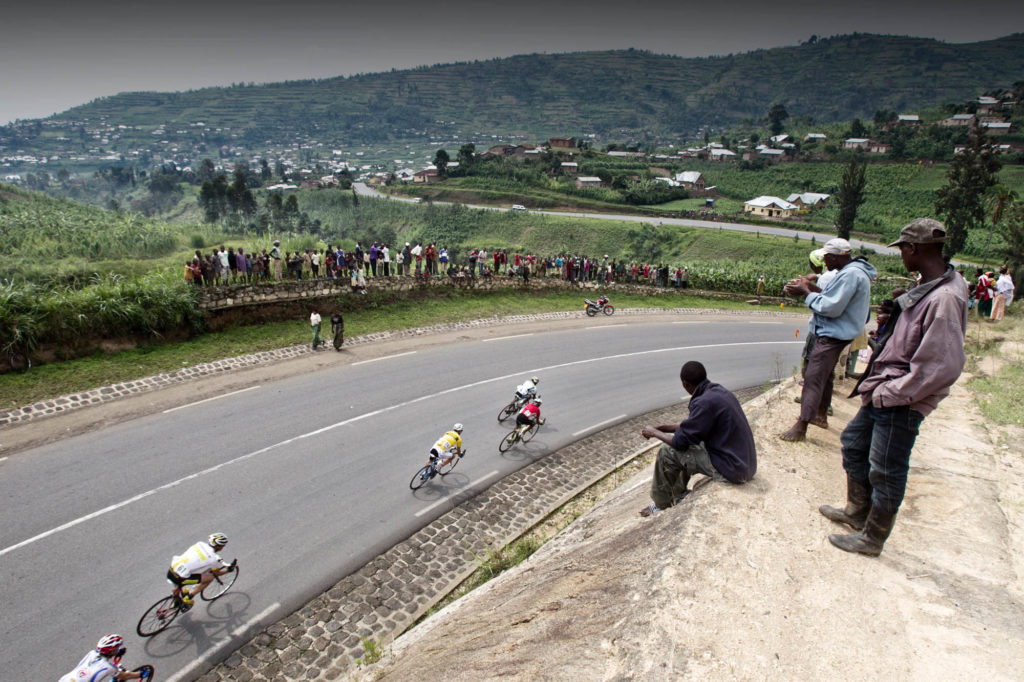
[5,33,1023,155]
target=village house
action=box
[940,113,975,127]
[981,121,1012,135]
[897,114,921,125]
[412,168,441,184]
[673,171,705,191]
[560,161,578,175]
[549,137,577,149]
[804,133,827,142]
[843,138,890,154]
[744,195,798,218]
[575,176,604,189]
[786,192,830,209]
[709,148,737,161]
[977,96,1000,115]
[758,148,787,163]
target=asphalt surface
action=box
[3,319,802,680]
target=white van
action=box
[511,204,527,211]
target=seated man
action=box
[168,533,232,608]
[639,361,758,517]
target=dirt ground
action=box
[351,364,1024,681]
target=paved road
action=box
[2,319,802,680]
[353,182,900,257]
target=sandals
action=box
[639,503,661,517]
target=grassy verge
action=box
[967,313,1024,427]
[0,289,797,409]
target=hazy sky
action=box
[3,0,1023,125]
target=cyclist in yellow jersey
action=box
[167,533,232,609]
[426,423,464,469]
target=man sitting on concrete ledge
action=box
[639,361,758,517]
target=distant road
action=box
[352,182,901,257]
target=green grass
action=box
[967,315,1024,426]
[644,197,745,212]
[0,289,798,409]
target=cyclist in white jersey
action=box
[60,634,149,681]
[168,533,232,608]
[515,376,540,400]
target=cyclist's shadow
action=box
[142,591,254,659]
[499,428,555,463]
[409,471,473,502]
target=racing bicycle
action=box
[409,449,466,490]
[136,559,239,637]
[499,420,540,453]
[497,394,533,422]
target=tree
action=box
[848,118,867,138]
[835,159,867,240]
[934,129,1002,259]
[433,149,450,176]
[768,104,789,136]
[260,159,272,183]
[197,158,217,184]
[456,143,475,168]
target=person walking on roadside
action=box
[821,218,968,556]
[638,361,757,517]
[975,268,994,318]
[310,309,324,350]
[780,238,876,442]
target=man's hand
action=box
[783,276,817,298]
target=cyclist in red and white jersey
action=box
[516,398,545,429]
[60,635,149,681]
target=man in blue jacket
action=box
[781,238,877,442]
[639,361,757,517]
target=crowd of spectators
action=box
[184,241,696,291]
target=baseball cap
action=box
[822,238,852,255]
[887,218,949,248]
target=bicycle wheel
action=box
[201,564,239,601]
[438,453,460,475]
[603,305,615,316]
[497,401,518,422]
[137,596,180,637]
[409,465,433,490]
[498,430,518,453]
[131,665,155,681]
[521,422,539,443]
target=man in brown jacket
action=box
[821,218,968,556]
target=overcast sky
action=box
[3,0,1023,125]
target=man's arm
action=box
[641,426,675,446]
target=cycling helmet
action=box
[208,532,229,548]
[97,634,125,656]
[531,376,540,384]
[533,398,543,405]
[452,423,464,432]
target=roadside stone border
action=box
[0,308,793,428]
[198,385,768,682]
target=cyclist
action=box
[426,423,464,469]
[515,376,540,401]
[168,533,232,609]
[60,634,150,681]
[516,397,545,432]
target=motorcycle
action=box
[584,296,614,317]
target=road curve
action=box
[2,317,803,680]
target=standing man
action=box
[270,240,282,282]
[310,309,324,350]
[218,245,230,285]
[822,218,968,556]
[991,265,1014,320]
[780,238,876,442]
[639,361,757,517]
[381,243,391,277]
[974,268,994,318]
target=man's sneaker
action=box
[639,502,662,517]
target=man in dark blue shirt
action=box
[639,361,758,517]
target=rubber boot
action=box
[845,351,861,379]
[828,506,897,557]
[819,475,871,530]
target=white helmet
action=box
[208,533,229,548]
[533,398,543,406]
[453,423,464,432]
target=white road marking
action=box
[0,340,800,557]
[483,333,535,342]
[162,386,260,414]
[748,321,788,324]
[165,603,280,682]
[414,470,501,517]
[586,323,627,329]
[352,351,417,365]
[573,415,627,437]
[672,321,709,324]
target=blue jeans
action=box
[840,404,924,514]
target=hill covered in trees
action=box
[5,33,1024,154]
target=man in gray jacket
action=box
[822,218,968,556]
[781,238,877,442]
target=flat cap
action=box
[888,218,948,248]
[822,238,852,255]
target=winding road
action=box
[1,316,803,680]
